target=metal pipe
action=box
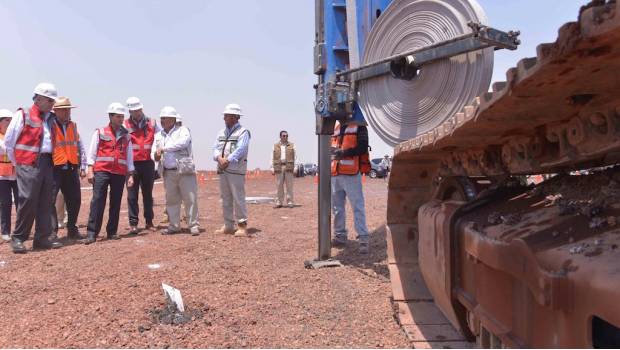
[317,134,332,260]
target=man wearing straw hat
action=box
[49,97,88,241]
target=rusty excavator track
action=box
[387,1,620,348]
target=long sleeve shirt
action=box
[212,122,250,164]
[151,125,192,169]
[87,128,135,173]
[4,108,54,164]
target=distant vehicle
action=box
[303,163,318,176]
[369,158,388,179]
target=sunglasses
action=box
[281,135,288,137]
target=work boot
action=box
[161,227,180,235]
[214,225,235,235]
[145,222,156,232]
[32,238,63,250]
[273,203,282,209]
[107,233,120,240]
[67,228,85,240]
[49,231,59,242]
[234,223,249,237]
[359,241,370,254]
[190,226,200,236]
[11,238,27,254]
[2,233,11,242]
[331,235,347,247]
[287,203,295,208]
[83,232,97,245]
[127,226,139,237]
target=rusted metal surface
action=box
[385,1,620,347]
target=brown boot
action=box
[234,223,249,237]
[214,225,235,235]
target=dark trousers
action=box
[51,165,82,233]
[13,154,54,242]
[0,180,18,235]
[87,171,126,237]
[127,160,154,226]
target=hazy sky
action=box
[0,0,588,170]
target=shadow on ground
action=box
[332,224,389,279]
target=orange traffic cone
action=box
[362,174,367,183]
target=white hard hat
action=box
[222,103,243,116]
[159,106,179,118]
[107,102,127,115]
[0,109,13,119]
[176,113,183,122]
[126,96,144,111]
[33,82,58,101]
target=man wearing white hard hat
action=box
[212,103,251,237]
[124,97,161,235]
[0,109,18,242]
[83,103,135,245]
[4,83,63,253]
[153,106,200,236]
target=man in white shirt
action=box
[153,106,200,236]
[83,103,135,244]
[4,83,63,253]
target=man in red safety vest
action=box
[83,103,135,245]
[124,97,161,235]
[4,83,64,253]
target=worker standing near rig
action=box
[330,115,371,254]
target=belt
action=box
[164,167,177,171]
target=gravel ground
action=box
[0,174,410,348]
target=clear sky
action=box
[0,0,588,170]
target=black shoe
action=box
[83,232,97,245]
[49,232,59,242]
[67,229,85,240]
[145,222,156,232]
[32,238,63,250]
[331,236,347,247]
[11,238,27,254]
[107,234,120,240]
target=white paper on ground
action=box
[162,283,185,312]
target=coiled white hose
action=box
[359,0,494,147]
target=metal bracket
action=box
[337,22,520,82]
[304,258,343,269]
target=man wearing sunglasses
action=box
[271,130,295,208]
[4,83,64,253]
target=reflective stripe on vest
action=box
[14,106,44,165]
[94,126,129,175]
[331,121,361,176]
[124,118,154,161]
[0,133,15,176]
[52,122,80,166]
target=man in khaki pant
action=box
[272,130,295,208]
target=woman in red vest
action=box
[83,103,135,245]
[0,109,17,242]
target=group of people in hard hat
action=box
[1,81,372,255]
[0,82,252,254]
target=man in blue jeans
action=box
[330,115,370,254]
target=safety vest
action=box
[272,142,295,173]
[124,118,154,162]
[93,126,130,176]
[331,121,370,176]
[14,105,45,165]
[0,133,15,177]
[216,124,249,175]
[52,121,80,166]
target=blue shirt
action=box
[212,122,250,164]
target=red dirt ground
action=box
[0,174,411,348]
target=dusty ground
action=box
[0,174,411,348]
